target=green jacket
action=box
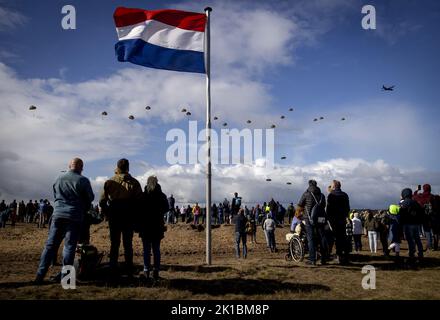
[99,172,142,220]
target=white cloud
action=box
[89,158,440,209]
[0,65,277,200]
[273,98,440,169]
[0,6,27,31]
[375,20,423,45]
[0,0,437,208]
[0,1,311,202]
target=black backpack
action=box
[74,244,103,279]
[308,192,327,226]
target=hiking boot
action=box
[305,260,316,266]
[33,275,45,285]
[49,272,62,283]
[139,270,151,285]
[153,270,160,281]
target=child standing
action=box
[388,204,401,257]
[263,215,277,252]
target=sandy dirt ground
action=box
[1,222,440,300]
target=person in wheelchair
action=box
[285,210,308,262]
[290,209,304,235]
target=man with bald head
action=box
[35,157,94,284]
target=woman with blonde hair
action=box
[137,176,169,281]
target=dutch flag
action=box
[113,7,207,74]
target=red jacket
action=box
[413,184,435,207]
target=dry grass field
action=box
[1,222,440,300]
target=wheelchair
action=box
[285,223,308,262]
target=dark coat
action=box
[234,214,248,233]
[137,185,169,241]
[298,185,326,222]
[326,189,350,225]
[364,216,378,232]
[400,188,424,225]
[413,184,437,229]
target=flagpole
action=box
[204,7,212,265]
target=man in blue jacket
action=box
[35,158,94,284]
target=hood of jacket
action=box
[401,188,413,200]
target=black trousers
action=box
[333,222,350,258]
[379,230,390,255]
[109,219,133,268]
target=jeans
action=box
[109,219,133,268]
[305,222,328,263]
[404,224,424,258]
[379,229,389,255]
[141,238,161,272]
[166,211,174,224]
[424,228,433,249]
[389,217,400,244]
[251,231,257,243]
[36,217,81,278]
[264,229,269,247]
[305,223,316,262]
[194,214,199,225]
[266,229,276,251]
[368,231,377,253]
[353,234,362,252]
[235,232,247,258]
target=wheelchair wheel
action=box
[289,236,305,262]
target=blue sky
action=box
[1,0,440,207]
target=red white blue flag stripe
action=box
[113,7,207,73]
